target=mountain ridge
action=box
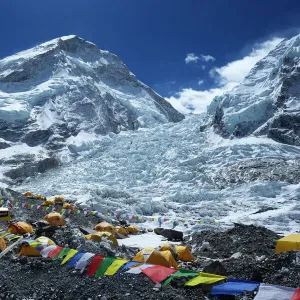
[0,35,184,184]
[208,35,300,146]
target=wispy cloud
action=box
[198,80,204,85]
[185,53,215,64]
[185,53,200,64]
[201,54,215,62]
[168,37,283,114]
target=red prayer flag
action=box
[48,246,63,259]
[292,289,300,300]
[86,255,105,277]
[142,265,176,284]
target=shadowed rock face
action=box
[21,129,53,147]
[213,158,300,188]
[4,157,59,181]
[268,113,300,146]
[208,36,300,146]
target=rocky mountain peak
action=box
[0,36,184,184]
[208,34,300,146]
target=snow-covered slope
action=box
[208,35,300,146]
[0,35,183,184]
[17,114,300,234]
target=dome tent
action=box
[19,236,56,256]
[42,199,55,206]
[85,232,118,247]
[8,222,33,234]
[159,242,194,262]
[126,225,139,233]
[115,226,128,235]
[133,248,178,268]
[24,191,33,197]
[44,212,65,227]
[94,222,115,233]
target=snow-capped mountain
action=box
[208,36,300,146]
[2,34,300,234]
[0,35,183,184]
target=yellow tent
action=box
[176,245,194,262]
[54,196,65,204]
[63,203,74,210]
[24,191,33,197]
[133,248,178,268]
[94,222,115,233]
[44,212,65,227]
[115,226,128,235]
[8,222,33,234]
[160,242,176,254]
[0,207,11,221]
[159,243,194,262]
[42,199,55,206]
[19,237,56,257]
[275,234,300,254]
[126,225,139,234]
[19,244,41,256]
[85,231,118,247]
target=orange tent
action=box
[8,222,33,234]
[63,203,74,210]
[126,225,139,233]
[133,248,178,268]
[19,237,56,256]
[54,196,65,204]
[159,243,194,262]
[115,226,128,235]
[24,191,33,197]
[85,232,118,247]
[42,199,55,206]
[44,212,65,226]
[94,222,115,233]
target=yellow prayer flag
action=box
[61,249,78,265]
[104,259,128,276]
[185,272,226,286]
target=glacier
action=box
[16,114,300,234]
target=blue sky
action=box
[1,0,300,113]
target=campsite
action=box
[0,188,300,300]
[2,1,300,299]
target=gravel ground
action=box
[187,223,300,288]
[0,188,299,299]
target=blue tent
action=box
[211,278,259,296]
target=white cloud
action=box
[185,53,215,64]
[167,37,283,114]
[185,53,200,64]
[211,38,282,87]
[201,54,216,62]
[198,80,204,85]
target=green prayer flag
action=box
[94,257,116,278]
[0,232,10,238]
[53,248,71,260]
[163,269,200,287]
